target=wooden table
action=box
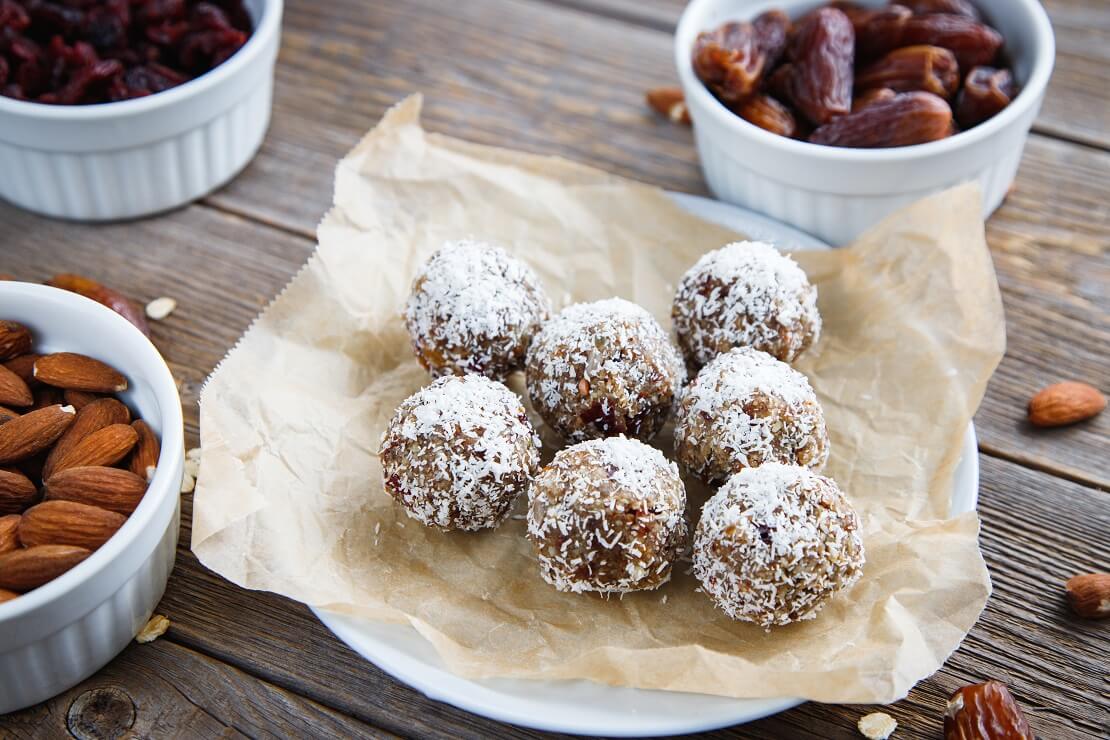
[2,1,1107,737]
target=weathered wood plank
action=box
[1,638,394,739]
[196,0,1110,486]
[541,0,1110,150]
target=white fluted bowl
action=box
[0,283,184,713]
[675,0,1054,245]
[0,0,282,221]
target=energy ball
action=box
[672,241,821,367]
[405,240,551,380]
[380,375,541,531]
[525,298,685,443]
[528,436,687,594]
[693,463,865,628]
[675,347,828,485]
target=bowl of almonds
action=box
[0,281,184,714]
[674,0,1055,245]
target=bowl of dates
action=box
[675,0,1054,245]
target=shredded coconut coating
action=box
[525,298,686,443]
[674,347,829,485]
[693,463,865,628]
[380,375,541,531]
[528,436,687,594]
[405,240,552,380]
[672,241,821,367]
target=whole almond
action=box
[0,406,19,424]
[0,588,18,603]
[63,389,105,410]
[3,353,40,387]
[1065,573,1110,619]
[1028,382,1106,427]
[0,544,90,591]
[0,514,20,553]
[0,321,32,361]
[129,420,161,480]
[43,398,132,480]
[18,500,126,550]
[44,466,148,516]
[49,423,137,476]
[0,364,33,407]
[0,467,38,515]
[645,87,692,125]
[33,353,128,394]
[0,404,77,464]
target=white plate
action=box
[312,194,981,737]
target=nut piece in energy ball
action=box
[673,241,821,367]
[675,347,829,485]
[404,240,551,380]
[380,375,541,531]
[528,436,687,594]
[525,298,686,443]
[693,463,864,628]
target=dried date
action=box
[851,87,897,112]
[944,681,1034,740]
[856,45,959,99]
[860,13,1003,70]
[753,10,792,69]
[734,94,799,138]
[785,7,855,125]
[956,66,1017,128]
[809,91,952,147]
[692,21,767,104]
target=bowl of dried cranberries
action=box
[674,0,1054,245]
[0,0,283,221]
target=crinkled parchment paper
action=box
[193,96,1004,703]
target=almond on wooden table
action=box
[43,397,132,480]
[0,404,76,464]
[129,420,161,480]
[0,321,32,361]
[47,423,137,477]
[0,467,38,515]
[18,500,126,550]
[45,466,148,516]
[0,544,91,591]
[0,514,20,554]
[645,87,692,125]
[1028,381,1106,427]
[1064,573,1110,619]
[0,364,33,408]
[33,353,128,394]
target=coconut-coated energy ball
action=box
[404,240,551,380]
[674,347,828,485]
[672,241,821,367]
[528,436,687,594]
[380,375,541,531]
[525,298,686,443]
[693,463,865,628]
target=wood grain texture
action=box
[198,0,1110,485]
[1,638,393,739]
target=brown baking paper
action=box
[193,96,1004,703]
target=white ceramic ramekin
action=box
[0,283,184,714]
[0,0,282,221]
[675,0,1055,245]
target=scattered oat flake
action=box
[145,297,177,320]
[136,614,171,643]
[180,470,195,494]
[858,712,897,739]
